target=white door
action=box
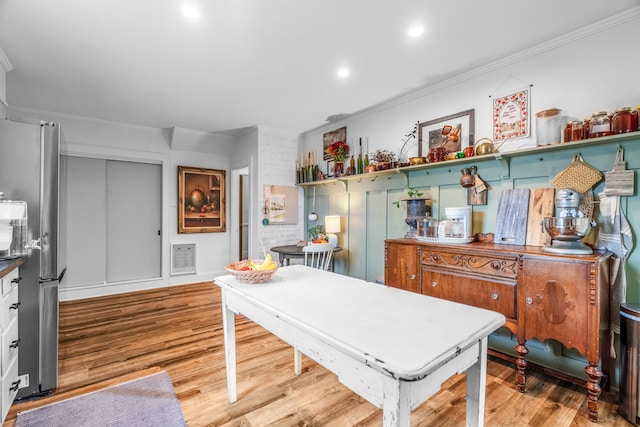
[106,160,161,282]
[61,156,161,287]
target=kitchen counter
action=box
[0,257,25,279]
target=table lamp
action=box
[325,215,341,247]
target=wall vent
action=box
[171,244,196,276]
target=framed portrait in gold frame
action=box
[178,166,226,233]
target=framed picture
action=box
[178,166,226,233]
[493,89,530,142]
[263,185,298,225]
[418,109,475,156]
[323,126,347,160]
[326,160,335,178]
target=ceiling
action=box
[1,1,639,135]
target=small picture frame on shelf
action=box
[418,109,475,156]
[326,160,335,178]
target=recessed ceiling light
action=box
[181,3,201,20]
[336,67,350,78]
[407,26,424,38]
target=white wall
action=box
[298,10,640,284]
[4,106,268,300]
[255,126,304,257]
[301,11,640,168]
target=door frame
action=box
[230,165,250,263]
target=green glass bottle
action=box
[357,154,363,174]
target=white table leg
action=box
[294,347,302,375]
[221,290,237,403]
[382,376,411,427]
[465,337,488,427]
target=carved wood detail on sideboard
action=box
[384,239,612,422]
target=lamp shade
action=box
[325,215,341,233]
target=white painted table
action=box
[214,265,505,426]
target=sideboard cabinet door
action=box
[519,257,607,358]
[384,241,420,293]
[518,255,610,422]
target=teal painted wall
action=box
[302,133,640,388]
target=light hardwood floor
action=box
[4,282,634,426]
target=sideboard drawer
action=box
[420,248,518,281]
[422,269,516,320]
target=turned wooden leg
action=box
[585,363,603,422]
[515,342,529,393]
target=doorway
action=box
[239,173,249,260]
[231,166,250,262]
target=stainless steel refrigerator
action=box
[0,118,64,399]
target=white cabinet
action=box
[0,267,20,423]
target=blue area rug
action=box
[15,371,186,427]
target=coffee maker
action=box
[437,206,472,241]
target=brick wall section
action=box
[256,126,303,258]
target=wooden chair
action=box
[302,243,334,271]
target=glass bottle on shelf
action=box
[349,155,356,175]
[589,111,611,138]
[571,120,584,141]
[563,122,572,143]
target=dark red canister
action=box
[612,107,637,134]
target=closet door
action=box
[106,160,161,282]
[61,156,161,288]
[60,156,107,287]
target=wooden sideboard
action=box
[384,238,612,422]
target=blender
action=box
[541,188,594,255]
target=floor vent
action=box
[171,244,196,275]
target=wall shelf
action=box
[298,131,640,189]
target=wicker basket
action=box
[226,260,279,283]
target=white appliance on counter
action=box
[0,118,65,400]
[417,206,473,244]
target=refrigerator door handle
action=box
[25,237,42,251]
[39,267,66,283]
[57,267,66,282]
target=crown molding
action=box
[303,6,640,136]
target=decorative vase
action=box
[460,168,475,188]
[404,198,428,238]
[334,161,344,177]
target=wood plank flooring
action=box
[3,282,635,426]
